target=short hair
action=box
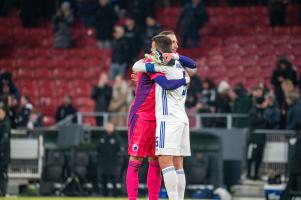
[151,35,172,53]
[159,30,175,36]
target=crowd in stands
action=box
[187,56,301,130]
[0,0,301,131]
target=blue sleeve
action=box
[145,63,156,73]
[154,76,186,90]
[179,55,196,69]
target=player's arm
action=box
[132,60,168,73]
[153,75,190,90]
[163,53,197,75]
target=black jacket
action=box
[16,104,32,127]
[97,133,123,175]
[111,37,130,64]
[55,104,77,123]
[288,134,301,174]
[271,67,298,92]
[0,117,10,166]
[91,85,112,112]
[94,3,118,41]
[286,100,301,130]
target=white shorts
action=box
[155,121,191,156]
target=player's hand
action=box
[130,73,138,85]
[163,53,173,63]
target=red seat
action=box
[74,97,94,108]
[35,68,53,79]
[53,68,72,79]
[34,59,52,69]
[257,44,275,57]
[273,27,291,35]
[70,59,87,69]
[240,44,258,56]
[15,59,34,69]
[292,26,301,35]
[255,26,273,35]
[14,68,35,80]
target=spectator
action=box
[78,0,98,30]
[108,75,133,126]
[186,74,203,109]
[95,0,118,49]
[215,81,235,127]
[53,1,74,48]
[262,93,281,129]
[124,17,143,63]
[111,26,130,80]
[16,96,33,128]
[268,0,288,27]
[27,109,43,130]
[0,72,20,101]
[271,57,298,107]
[247,86,266,180]
[177,0,209,48]
[97,122,123,196]
[0,102,10,196]
[55,96,77,123]
[91,73,112,126]
[286,92,301,130]
[197,77,216,112]
[143,16,161,53]
[6,96,18,129]
[20,0,38,27]
[127,0,155,31]
[232,82,252,127]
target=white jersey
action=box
[155,60,189,124]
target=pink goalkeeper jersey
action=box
[128,71,162,122]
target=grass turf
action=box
[0,198,129,200]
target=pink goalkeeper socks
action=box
[147,162,162,200]
[126,160,142,200]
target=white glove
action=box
[185,75,190,84]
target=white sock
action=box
[176,169,186,200]
[162,166,178,200]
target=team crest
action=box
[132,144,138,152]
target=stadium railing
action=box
[75,112,249,130]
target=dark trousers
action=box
[247,143,265,180]
[95,116,104,126]
[101,174,117,197]
[282,174,301,200]
[0,167,8,196]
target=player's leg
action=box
[156,121,181,200]
[174,123,191,200]
[146,120,162,200]
[159,155,178,200]
[173,156,185,200]
[127,156,143,200]
[147,156,161,200]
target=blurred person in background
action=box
[232,82,252,127]
[6,95,18,129]
[55,95,77,123]
[110,25,130,80]
[177,0,209,48]
[95,0,118,49]
[127,0,155,31]
[16,96,33,128]
[27,109,43,130]
[271,57,298,108]
[0,102,10,196]
[53,1,74,48]
[0,72,20,101]
[143,16,161,53]
[108,75,133,127]
[286,92,301,130]
[268,0,288,27]
[247,86,280,180]
[124,17,143,64]
[215,81,235,127]
[78,0,98,33]
[20,0,38,27]
[97,122,123,196]
[91,73,112,126]
[185,73,203,109]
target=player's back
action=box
[155,60,189,124]
[128,72,156,123]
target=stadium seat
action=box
[292,26,301,35]
[273,26,291,35]
[35,68,53,79]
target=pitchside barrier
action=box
[7,112,296,195]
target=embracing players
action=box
[127,31,196,200]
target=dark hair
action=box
[151,35,172,53]
[276,57,293,71]
[1,72,12,82]
[159,30,175,36]
[203,77,215,89]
